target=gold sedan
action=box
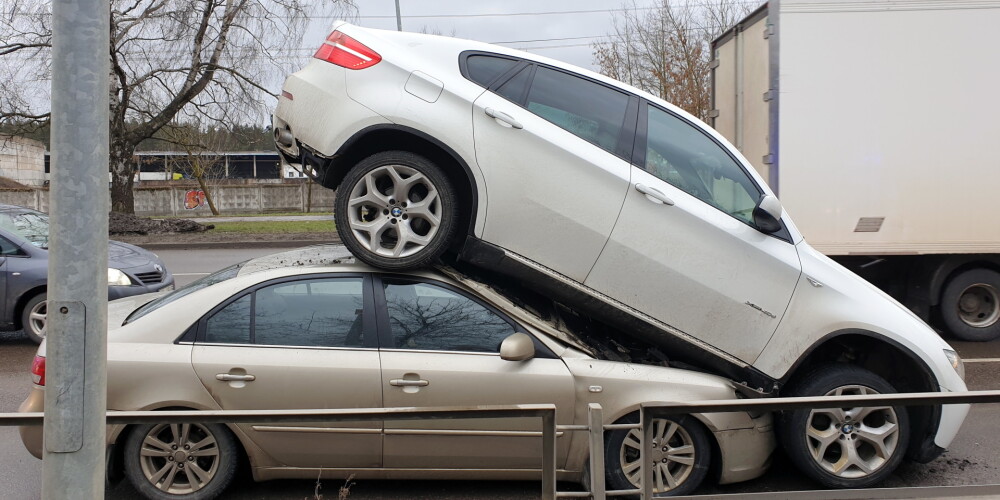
[20,246,773,499]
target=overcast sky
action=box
[300,0,667,71]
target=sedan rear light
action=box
[314,31,381,70]
[31,355,45,386]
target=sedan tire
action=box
[21,293,46,345]
[335,151,458,270]
[779,364,909,489]
[604,413,710,497]
[123,422,238,500]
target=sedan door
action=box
[191,275,384,468]
[585,103,801,363]
[375,276,576,471]
[471,62,636,282]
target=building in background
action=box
[0,137,46,187]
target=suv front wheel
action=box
[779,364,909,489]
[335,151,458,270]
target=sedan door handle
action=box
[216,373,256,382]
[635,183,675,206]
[484,107,523,129]
[390,379,430,387]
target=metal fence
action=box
[5,391,1000,499]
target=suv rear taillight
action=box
[31,355,45,386]
[314,31,381,70]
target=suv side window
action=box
[465,55,519,87]
[525,66,629,156]
[644,105,762,224]
[382,280,514,353]
[204,277,366,348]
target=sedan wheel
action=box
[779,365,909,489]
[605,414,710,497]
[21,293,47,344]
[336,151,457,270]
[124,422,238,500]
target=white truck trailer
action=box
[711,0,1000,341]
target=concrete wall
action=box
[0,137,46,187]
[0,182,335,216]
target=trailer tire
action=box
[940,268,1000,341]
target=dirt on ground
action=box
[109,211,213,235]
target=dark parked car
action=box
[0,204,174,343]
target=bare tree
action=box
[162,122,227,215]
[1,0,355,213]
[593,0,757,121]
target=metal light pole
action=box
[42,0,111,496]
[395,0,403,31]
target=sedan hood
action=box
[108,240,156,268]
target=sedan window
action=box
[644,105,761,224]
[204,277,366,348]
[383,281,514,353]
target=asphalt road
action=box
[1,245,999,499]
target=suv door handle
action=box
[390,379,430,387]
[216,373,256,382]
[484,107,524,129]
[635,183,675,206]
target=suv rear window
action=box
[465,55,518,87]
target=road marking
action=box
[963,358,1000,363]
[172,273,211,276]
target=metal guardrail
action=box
[5,404,561,499]
[5,390,1000,499]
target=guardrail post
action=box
[640,406,653,500]
[588,403,606,500]
[542,409,557,500]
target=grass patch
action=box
[209,220,335,234]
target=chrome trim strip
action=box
[385,429,564,438]
[380,348,500,356]
[251,426,381,434]
[193,342,376,351]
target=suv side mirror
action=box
[753,195,784,234]
[500,332,536,361]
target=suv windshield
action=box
[0,210,49,248]
[125,262,244,324]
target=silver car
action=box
[21,246,773,499]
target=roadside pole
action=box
[42,0,111,496]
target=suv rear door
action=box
[468,57,637,282]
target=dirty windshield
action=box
[0,210,50,248]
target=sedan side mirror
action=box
[500,332,536,361]
[752,195,784,234]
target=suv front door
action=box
[585,103,801,363]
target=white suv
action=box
[273,22,968,488]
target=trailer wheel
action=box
[940,268,1000,341]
